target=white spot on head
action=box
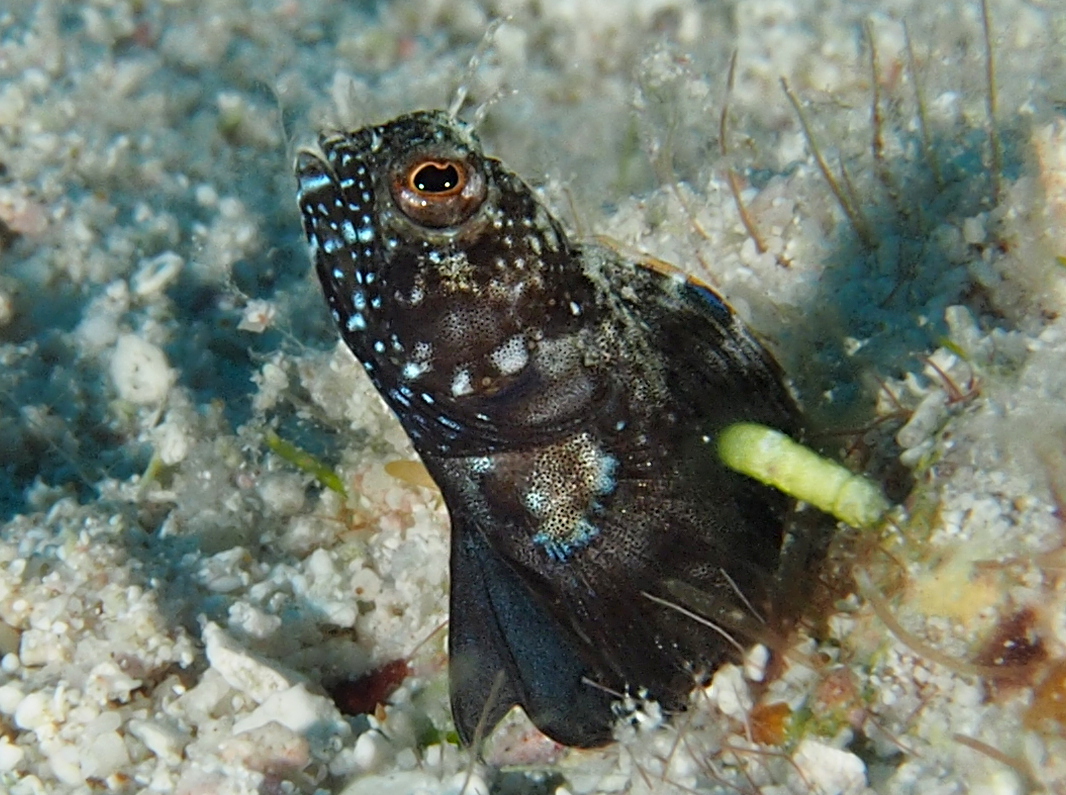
[489,335,528,376]
[524,489,548,514]
[402,360,429,380]
[451,368,473,397]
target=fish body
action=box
[296,110,800,747]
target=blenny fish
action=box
[295,110,802,747]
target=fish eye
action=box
[391,155,486,229]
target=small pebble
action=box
[110,334,174,405]
[202,622,295,704]
[14,691,52,730]
[0,737,25,772]
[706,664,752,720]
[792,739,867,795]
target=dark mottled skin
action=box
[296,110,801,747]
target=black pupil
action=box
[414,163,459,193]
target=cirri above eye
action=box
[390,154,487,229]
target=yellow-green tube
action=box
[717,423,889,528]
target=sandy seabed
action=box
[1,0,1065,793]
